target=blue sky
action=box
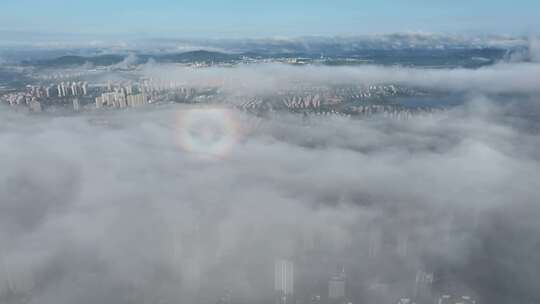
[1,0,539,38]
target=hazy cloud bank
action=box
[141,59,540,96]
[0,95,539,303]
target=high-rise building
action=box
[82,82,88,95]
[100,92,117,107]
[397,298,416,304]
[415,270,434,302]
[0,254,35,298]
[127,94,147,107]
[71,82,77,96]
[437,295,476,304]
[73,98,80,112]
[328,266,346,301]
[29,99,41,112]
[60,82,67,97]
[95,96,103,109]
[275,259,294,304]
[117,94,127,108]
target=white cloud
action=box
[141,61,540,95]
[0,95,539,303]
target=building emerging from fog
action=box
[328,267,346,302]
[437,295,476,304]
[0,256,35,300]
[73,98,80,112]
[275,259,294,304]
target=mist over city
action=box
[1,1,540,304]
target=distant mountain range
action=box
[5,33,534,68]
[23,47,509,68]
[23,50,241,67]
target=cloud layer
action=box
[141,60,540,96]
[2,39,540,303]
[0,93,539,303]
